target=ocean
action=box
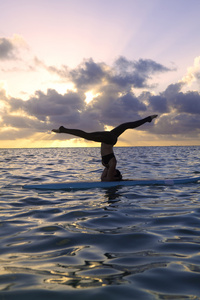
[0,146,200,300]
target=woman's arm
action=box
[101,168,108,181]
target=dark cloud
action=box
[46,56,172,90]
[1,56,200,142]
[89,91,147,127]
[8,89,84,123]
[110,57,172,88]
[144,83,183,114]
[171,91,200,114]
[69,58,106,89]
[0,37,17,60]
[145,83,200,116]
[147,95,168,113]
[2,113,44,130]
[152,113,200,136]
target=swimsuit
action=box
[102,153,115,167]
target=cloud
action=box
[45,56,172,90]
[69,58,106,89]
[88,90,147,127]
[2,113,42,130]
[146,82,200,116]
[0,35,28,61]
[171,91,200,114]
[1,55,200,143]
[147,94,169,113]
[147,83,183,113]
[0,81,8,99]
[7,89,84,123]
[145,82,200,137]
[0,38,16,60]
[151,113,200,136]
[181,56,200,85]
[110,57,172,88]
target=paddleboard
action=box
[23,176,200,190]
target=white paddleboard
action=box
[23,176,200,190]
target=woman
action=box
[52,115,158,181]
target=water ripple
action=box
[1,147,200,299]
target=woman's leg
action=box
[110,116,153,138]
[52,116,157,144]
[52,126,116,144]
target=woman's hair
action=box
[115,169,122,181]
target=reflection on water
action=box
[44,260,167,289]
[2,249,168,290]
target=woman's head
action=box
[114,169,122,181]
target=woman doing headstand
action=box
[52,115,158,181]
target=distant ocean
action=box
[1,146,200,300]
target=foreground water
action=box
[0,146,200,300]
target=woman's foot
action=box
[52,126,64,133]
[149,115,158,122]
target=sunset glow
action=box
[1,0,200,148]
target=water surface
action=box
[0,146,200,299]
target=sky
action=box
[1,0,200,148]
